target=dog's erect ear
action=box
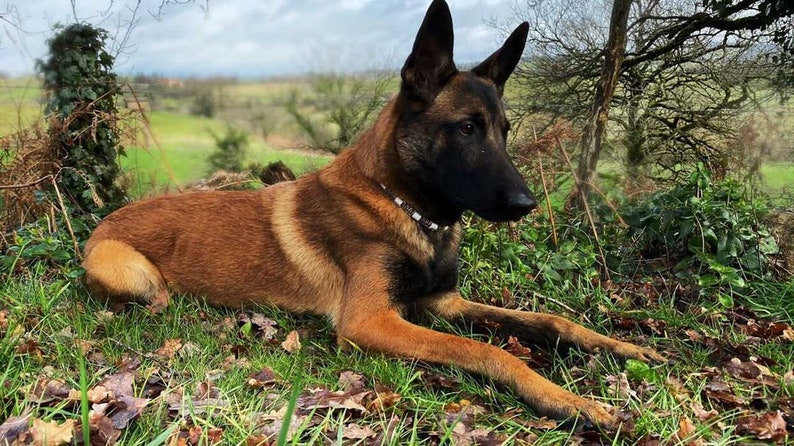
[471,22,529,95]
[400,0,457,104]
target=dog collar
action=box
[380,184,449,232]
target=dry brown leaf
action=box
[342,423,377,440]
[88,412,121,445]
[280,331,301,354]
[99,372,135,398]
[369,383,401,411]
[0,412,31,445]
[0,309,8,333]
[86,385,112,403]
[30,418,75,446]
[28,378,72,404]
[691,401,718,422]
[606,372,637,400]
[736,411,787,442]
[503,336,532,358]
[672,417,703,446]
[156,338,183,359]
[248,367,277,388]
[337,371,365,392]
[245,435,269,446]
[177,341,201,357]
[258,406,305,443]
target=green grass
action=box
[2,269,792,444]
[117,110,331,193]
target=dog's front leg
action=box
[336,306,618,428]
[419,292,665,363]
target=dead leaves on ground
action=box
[4,301,794,444]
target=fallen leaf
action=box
[238,313,279,341]
[30,418,75,446]
[281,331,301,354]
[177,341,201,357]
[0,412,30,445]
[28,378,72,404]
[736,411,787,442]
[422,372,460,391]
[246,435,269,446]
[207,427,223,444]
[341,423,377,440]
[86,385,112,403]
[248,367,277,388]
[671,417,703,446]
[16,338,43,358]
[95,310,115,324]
[98,372,135,398]
[156,338,183,359]
[369,383,401,411]
[337,371,366,392]
[0,309,8,333]
[88,412,121,446]
[503,336,532,358]
[108,395,150,429]
[222,354,252,371]
[258,406,306,443]
[606,372,637,400]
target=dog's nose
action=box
[506,192,536,215]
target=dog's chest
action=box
[387,233,459,303]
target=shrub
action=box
[207,126,249,173]
[623,164,779,302]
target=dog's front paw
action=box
[575,400,619,431]
[613,342,667,364]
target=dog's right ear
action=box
[400,0,458,105]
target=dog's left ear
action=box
[471,22,529,95]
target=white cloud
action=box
[0,0,520,77]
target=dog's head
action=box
[394,0,535,223]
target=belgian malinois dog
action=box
[83,0,663,428]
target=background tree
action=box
[285,72,392,153]
[509,0,793,199]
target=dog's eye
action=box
[459,122,475,135]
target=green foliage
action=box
[36,23,127,218]
[1,214,86,281]
[623,165,779,299]
[459,215,600,300]
[284,74,391,153]
[190,89,217,118]
[207,125,249,173]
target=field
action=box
[2,76,794,444]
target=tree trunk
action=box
[566,0,632,209]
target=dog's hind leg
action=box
[419,292,665,364]
[82,239,169,312]
[337,306,618,428]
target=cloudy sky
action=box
[1,0,520,78]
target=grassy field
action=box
[2,265,793,444]
[2,76,793,444]
[119,110,329,193]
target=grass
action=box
[115,110,330,193]
[2,265,793,444]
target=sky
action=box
[0,0,520,78]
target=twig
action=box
[50,177,82,260]
[532,124,558,247]
[0,174,54,189]
[556,137,611,282]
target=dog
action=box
[82,0,664,428]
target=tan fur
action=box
[82,3,664,428]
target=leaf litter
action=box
[3,295,794,444]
